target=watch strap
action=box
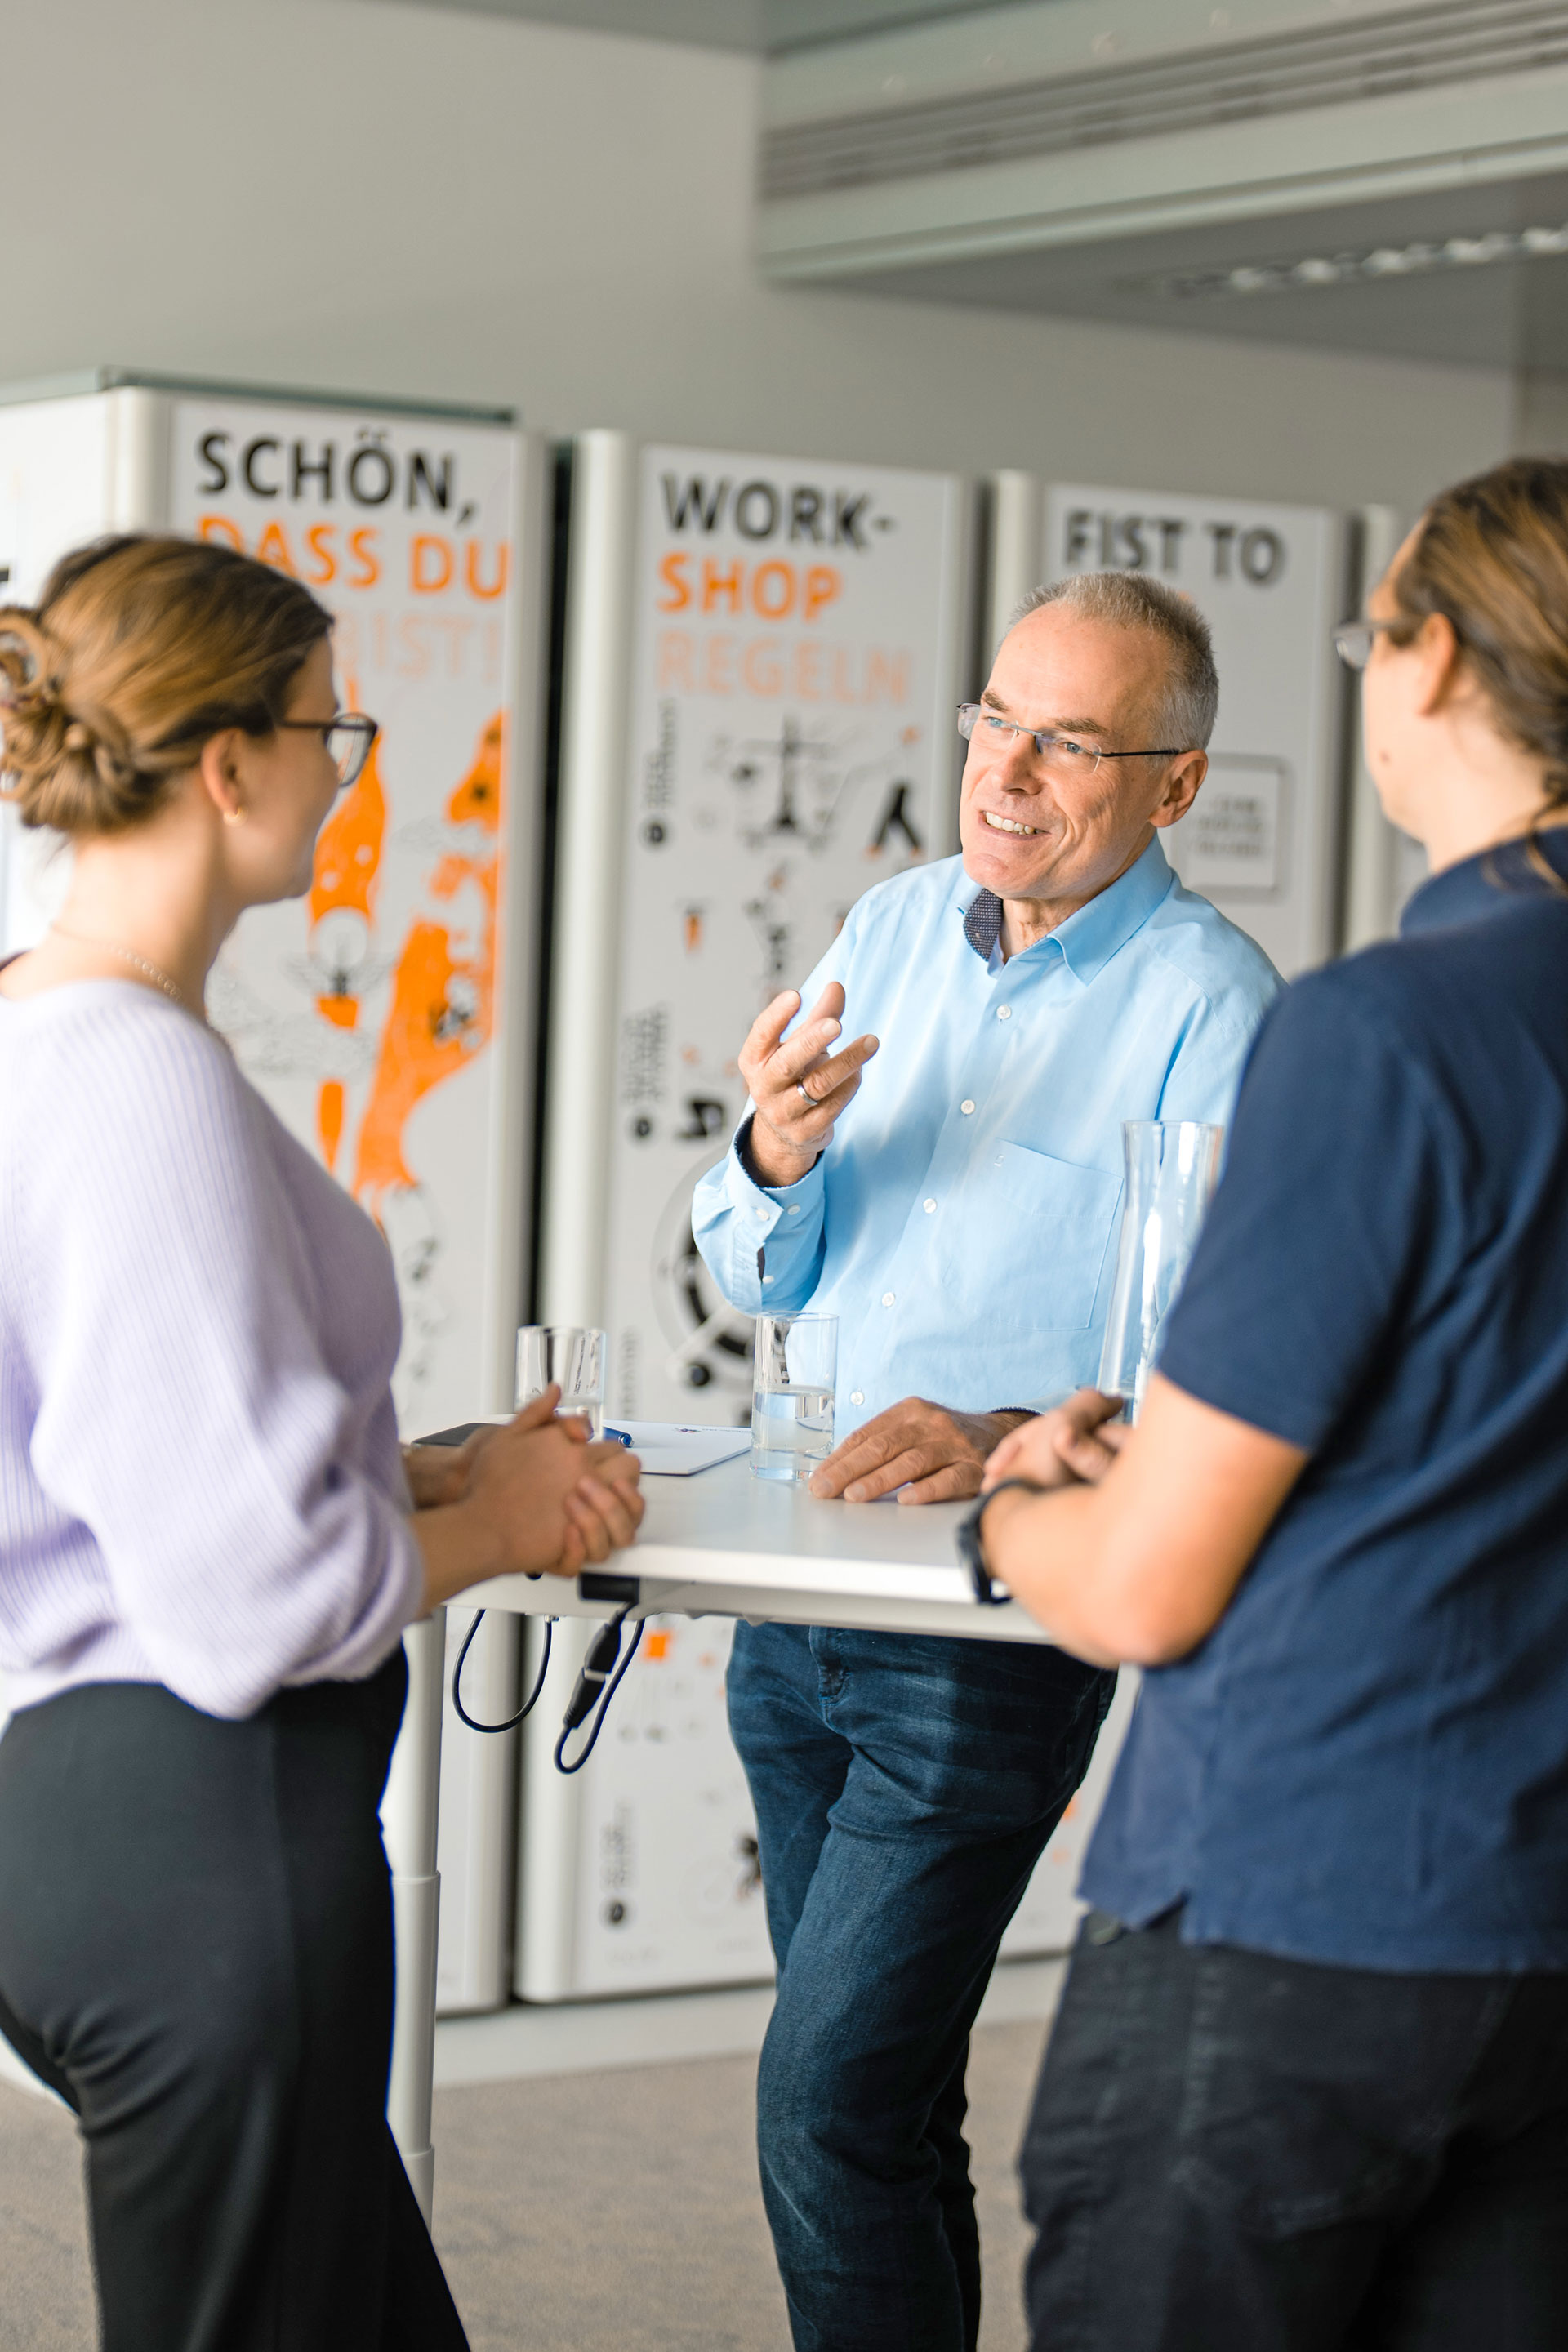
[959,1476,1045,1606]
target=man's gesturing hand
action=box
[741,981,878,1189]
[808,1398,1034,1506]
[982,1390,1128,1493]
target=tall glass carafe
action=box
[1097,1120,1224,1421]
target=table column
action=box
[383,1609,446,2222]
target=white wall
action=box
[0,0,1515,514]
[1516,372,1568,457]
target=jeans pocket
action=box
[1169,1946,1462,2238]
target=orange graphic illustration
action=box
[318,1078,346,1173]
[350,713,504,1225]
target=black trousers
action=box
[0,1655,468,2352]
[1020,1907,1568,2352]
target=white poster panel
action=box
[602,445,969,1424]
[167,401,526,1433]
[1046,487,1345,978]
[517,1614,773,1998]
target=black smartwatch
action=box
[956,1477,1045,1606]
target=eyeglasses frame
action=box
[1331,618,1410,672]
[275,710,380,788]
[956,702,1184,770]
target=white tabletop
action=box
[466,1453,1045,1642]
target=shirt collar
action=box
[957,834,1176,983]
[1401,828,1568,937]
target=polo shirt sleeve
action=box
[1154,972,1441,1452]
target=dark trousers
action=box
[0,1655,468,2352]
[728,1619,1115,2352]
[1021,1907,1568,2352]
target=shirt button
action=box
[850,1390,864,1406]
[787,1205,800,1215]
[881,1291,896,1307]
[762,1273,774,1285]
[755,1206,768,1220]
[960,1099,975,1116]
[997,1005,1011,1021]
[924,1198,936,1213]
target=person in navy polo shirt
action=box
[972,456,1568,2350]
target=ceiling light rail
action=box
[1150,217,1568,300]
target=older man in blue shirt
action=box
[693,572,1280,2352]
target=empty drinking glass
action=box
[516,1325,607,1439]
[751,1314,838,1483]
[1097,1121,1224,1421]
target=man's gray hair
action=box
[1009,572,1219,751]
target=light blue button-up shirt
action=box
[692,837,1281,1434]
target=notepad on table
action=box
[604,1422,752,1477]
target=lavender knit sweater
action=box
[0,981,423,1721]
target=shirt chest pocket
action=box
[942,1140,1122,1334]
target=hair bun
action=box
[0,606,137,829]
[0,608,61,711]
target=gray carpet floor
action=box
[0,2019,1048,2350]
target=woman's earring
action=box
[223,803,243,826]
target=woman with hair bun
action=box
[0,535,643,2351]
[967,459,1568,2350]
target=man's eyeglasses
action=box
[958,703,1183,780]
[1332,619,1406,671]
[276,712,379,789]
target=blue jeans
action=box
[728,1619,1115,2352]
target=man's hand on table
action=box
[809,1398,1036,1505]
[740,981,879,1188]
[982,1389,1128,1493]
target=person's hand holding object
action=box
[982,1389,1128,1492]
[741,982,879,1188]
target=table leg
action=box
[383,1609,447,2224]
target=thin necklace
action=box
[48,924,193,1012]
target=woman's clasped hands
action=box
[407,1387,644,1609]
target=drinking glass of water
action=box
[751,1313,837,1483]
[516,1325,607,1439]
[1097,1121,1223,1422]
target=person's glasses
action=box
[957,703,1182,780]
[276,712,380,788]
[1332,619,1405,671]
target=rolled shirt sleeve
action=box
[19,1009,423,1719]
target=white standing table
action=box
[382,1456,1048,2216]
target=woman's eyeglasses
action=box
[275,712,379,789]
[1332,620,1406,671]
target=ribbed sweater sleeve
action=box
[10,998,423,1718]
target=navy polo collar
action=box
[1401,826,1568,938]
